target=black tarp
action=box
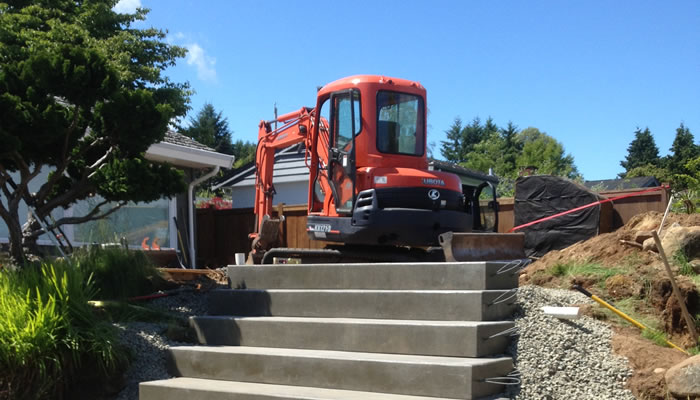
[514,175,605,257]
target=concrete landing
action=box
[166,346,513,399]
[227,261,521,290]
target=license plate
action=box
[312,224,332,233]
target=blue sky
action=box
[117,0,700,180]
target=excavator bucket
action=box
[248,216,285,264]
[439,232,526,262]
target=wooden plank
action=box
[653,231,698,346]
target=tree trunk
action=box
[6,213,25,264]
[21,213,41,260]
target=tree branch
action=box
[35,134,108,205]
[26,200,128,239]
[87,145,115,173]
[9,152,41,211]
[37,176,93,215]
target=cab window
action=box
[376,91,425,156]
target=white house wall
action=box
[232,180,309,209]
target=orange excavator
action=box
[249,75,523,263]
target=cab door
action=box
[328,89,361,214]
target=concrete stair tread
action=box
[141,377,464,399]
[171,345,511,366]
[190,316,513,357]
[208,288,516,321]
[195,315,512,327]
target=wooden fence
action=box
[196,187,670,267]
[196,204,328,267]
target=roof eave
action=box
[145,142,235,169]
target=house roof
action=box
[162,130,216,152]
[145,130,234,169]
[583,176,660,191]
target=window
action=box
[333,90,361,149]
[376,91,425,156]
[73,197,171,247]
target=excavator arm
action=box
[249,106,330,262]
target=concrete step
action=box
[227,261,521,291]
[190,316,514,357]
[166,346,513,399]
[140,378,467,400]
[208,288,517,321]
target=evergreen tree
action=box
[231,139,257,167]
[440,117,465,163]
[500,122,520,174]
[462,117,486,156]
[183,103,234,155]
[667,123,698,178]
[619,127,660,177]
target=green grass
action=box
[0,262,124,399]
[611,297,664,331]
[548,262,626,281]
[641,328,671,348]
[673,250,697,277]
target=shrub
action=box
[0,263,123,399]
[61,246,168,300]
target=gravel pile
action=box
[505,285,635,400]
[113,286,218,400]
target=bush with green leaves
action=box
[0,262,124,399]
[63,246,168,300]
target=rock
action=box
[653,367,666,374]
[661,226,700,261]
[643,237,657,252]
[665,354,700,398]
[690,259,700,274]
[635,230,654,244]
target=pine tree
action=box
[500,122,520,174]
[667,123,698,177]
[183,103,234,155]
[462,117,485,156]
[619,127,660,177]
[440,117,464,163]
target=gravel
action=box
[113,283,636,400]
[505,285,635,400]
[113,285,219,400]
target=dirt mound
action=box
[521,210,700,346]
[522,211,700,281]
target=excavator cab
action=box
[305,76,473,246]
